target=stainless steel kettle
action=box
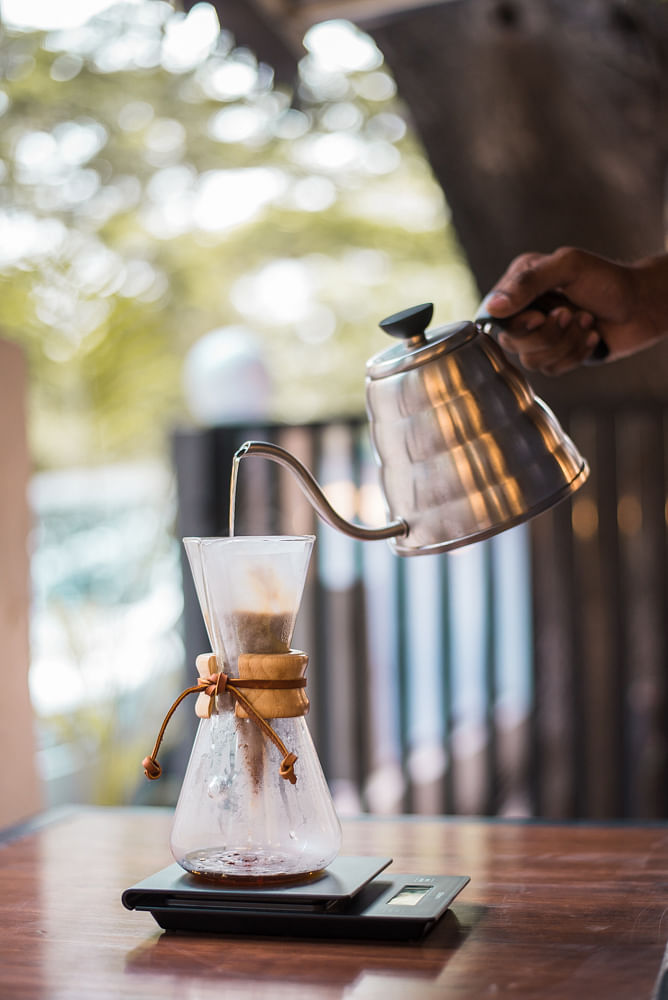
[236,302,589,555]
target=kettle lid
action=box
[367,302,477,379]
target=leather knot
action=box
[142,756,162,780]
[198,672,227,698]
[279,752,298,785]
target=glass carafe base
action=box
[180,847,326,885]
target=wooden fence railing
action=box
[172,407,668,820]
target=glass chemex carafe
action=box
[143,534,341,884]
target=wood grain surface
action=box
[1,807,666,999]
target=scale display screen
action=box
[387,884,433,907]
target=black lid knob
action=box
[379,302,434,340]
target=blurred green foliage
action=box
[0,2,478,470]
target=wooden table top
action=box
[1,807,666,999]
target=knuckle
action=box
[507,252,543,283]
[552,245,576,262]
[551,245,585,274]
[516,260,543,285]
[514,251,542,269]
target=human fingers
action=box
[538,325,602,375]
[492,307,547,338]
[484,247,601,320]
[498,306,575,355]
[498,309,598,374]
[482,252,560,318]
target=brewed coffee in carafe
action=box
[170,534,341,882]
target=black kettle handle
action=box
[476,291,609,364]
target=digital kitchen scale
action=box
[122,856,470,941]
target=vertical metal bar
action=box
[617,407,668,817]
[313,422,364,812]
[310,424,329,778]
[439,554,454,813]
[529,484,579,818]
[569,409,623,818]
[358,427,405,814]
[661,407,668,817]
[351,421,371,806]
[395,554,411,813]
[171,427,220,776]
[277,424,320,747]
[594,408,624,817]
[662,407,668,817]
[483,539,498,815]
[491,523,533,817]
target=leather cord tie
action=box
[142,671,306,785]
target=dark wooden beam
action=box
[181,0,302,85]
[369,0,668,294]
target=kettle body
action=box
[365,310,587,555]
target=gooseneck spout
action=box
[235,441,408,542]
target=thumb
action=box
[480,288,519,318]
[482,251,567,318]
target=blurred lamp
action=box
[183,326,272,426]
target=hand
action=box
[481,247,667,375]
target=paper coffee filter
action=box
[183,536,315,670]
